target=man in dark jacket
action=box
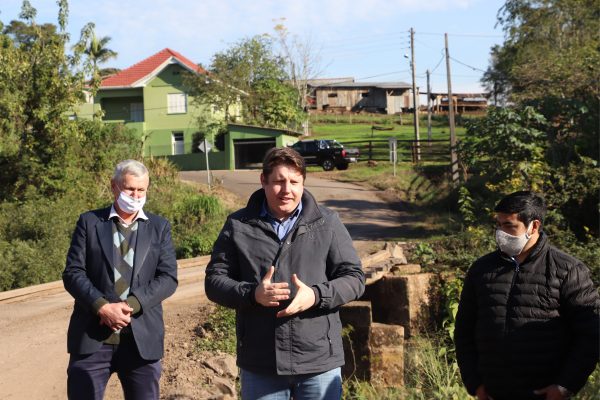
[205,147,365,400]
[63,159,178,400]
[455,191,599,400]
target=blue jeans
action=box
[240,367,342,400]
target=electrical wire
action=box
[429,51,446,74]
[449,56,487,73]
[418,31,503,38]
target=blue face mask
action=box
[495,222,533,257]
[116,191,146,214]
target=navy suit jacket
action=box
[63,206,178,360]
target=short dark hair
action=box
[494,191,546,225]
[262,147,306,181]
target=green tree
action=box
[459,106,549,194]
[0,1,231,291]
[73,23,117,79]
[0,0,87,200]
[476,0,600,239]
[2,19,59,48]
[185,35,304,129]
[482,0,599,163]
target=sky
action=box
[0,0,507,94]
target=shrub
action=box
[0,193,91,290]
[194,305,236,354]
[0,157,230,291]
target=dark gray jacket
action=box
[205,189,365,375]
[455,232,599,400]
[63,207,178,360]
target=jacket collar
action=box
[244,188,323,225]
[525,230,548,261]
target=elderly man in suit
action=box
[63,159,178,400]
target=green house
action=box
[74,48,302,170]
[75,48,223,156]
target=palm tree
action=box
[84,32,117,70]
[74,23,118,72]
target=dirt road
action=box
[0,171,408,399]
[0,265,208,400]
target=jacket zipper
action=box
[504,258,520,335]
[327,315,333,356]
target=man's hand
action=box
[475,384,492,400]
[276,274,316,318]
[534,385,571,400]
[98,302,133,331]
[255,266,290,307]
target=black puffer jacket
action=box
[455,232,599,400]
[205,189,365,375]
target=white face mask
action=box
[116,191,146,214]
[495,222,533,257]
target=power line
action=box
[449,56,487,73]
[429,72,483,78]
[414,37,441,52]
[429,51,446,74]
[321,32,410,48]
[418,31,503,38]
[303,70,412,86]
[325,44,410,58]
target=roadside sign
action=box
[198,139,212,190]
[198,140,212,153]
[389,137,398,176]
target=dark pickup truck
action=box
[290,139,359,171]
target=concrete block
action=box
[340,302,373,380]
[369,273,437,338]
[370,323,404,387]
[340,301,372,328]
[369,322,404,348]
[341,324,370,380]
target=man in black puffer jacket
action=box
[455,191,599,400]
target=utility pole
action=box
[445,33,459,186]
[426,69,432,142]
[410,28,421,161]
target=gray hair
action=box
[112,159,149,185]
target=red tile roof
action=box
[100,48,207,88]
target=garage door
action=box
[233,139,276,169]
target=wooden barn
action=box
[310,81,415,114]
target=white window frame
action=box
[172,132,185,155]
[167,93,187,114]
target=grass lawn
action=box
[310,123,461,142]
[307,113,467,143]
